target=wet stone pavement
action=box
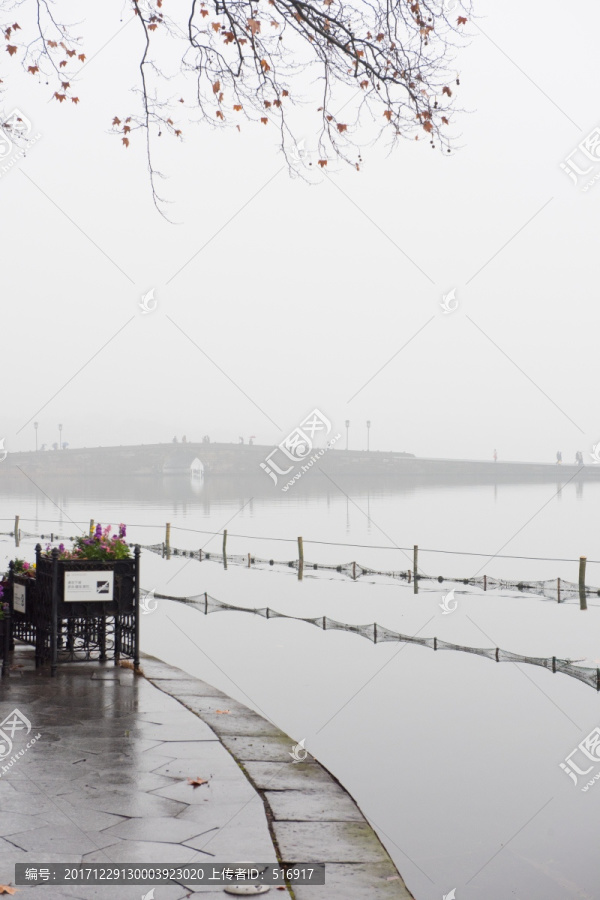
[0,648,414,899]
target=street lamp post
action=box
[58,424,63,450]
[366,420,371,451]
[34,421,39,452]
[345,420,350,451]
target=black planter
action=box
[34,545,140,676]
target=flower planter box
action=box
[34,544,140,675]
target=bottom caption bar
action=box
[16,864,325,886]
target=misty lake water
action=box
[1,471,599,900]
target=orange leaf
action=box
[281,89,289,97]
[213,80,220,94]
[201,8,208,16]
[383,110,392,121]
[112,116,121,125]
[54,92,66,102]
[216,110,224,120]
[122,137,129,147]
[123,125,131,133]
[318,159,327,167]
[71,96,79,104]
[457,16,467,25]
[441,116,449,125]
[260,117,268,124]
[423,121,433,132]
[78,53,85,62]
[216,709,230,714]
[247,18,261,35]
[148,23,158,31]
[233,104,243,111]
[212,21,221,31]
[187,776,208,787]
[6,45,17,56]
[66,49,76,57]
[12,23,20,30]
[59,60,67,68]
[442,86,452,96]
[360,80,369,89]
[337,123,347,133]
[0,887,16,895]
[27,65,39,74]
[260,58,270,71]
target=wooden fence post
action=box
[579,556,587,610]
[352,561,356,581]
[483,575,487,592]
[248,553,251,568]
[165,522,171,560]
[557,577,561,604]
[413,545,418,594]
[14,515,19,548]
[223,529,228,569]
[89,518,94,536]
[298,536,304,581]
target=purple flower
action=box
[58,543,65,552]
[119,523,126,538]
[95,523,103,538]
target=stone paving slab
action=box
[265,786,364,822]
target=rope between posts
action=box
[1,519,600,563]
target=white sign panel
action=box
[64,571,114,603]
[13,582,26,614]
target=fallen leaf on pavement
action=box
[215,709,230,714]
[0,886,17,895]
[187,776,208,787]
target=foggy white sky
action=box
[1,0,599,463]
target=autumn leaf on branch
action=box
[0,0,471,209]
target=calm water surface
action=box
[1,472,599,900]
